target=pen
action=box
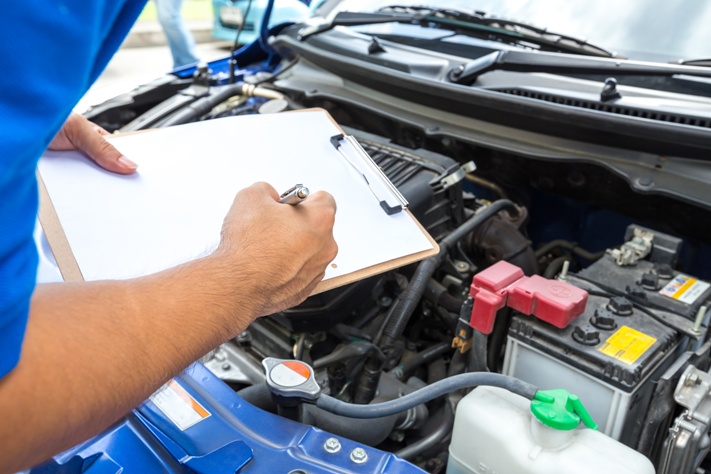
[279,184,310,205]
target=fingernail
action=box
[118,155,138,169]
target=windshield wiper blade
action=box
[679,58,711,68]
[297,11,425,39]
[449,49,711,84]
[381,5,614,57]
[299,7,613,58]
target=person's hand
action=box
[48,112,138,174]
[216,182,338,317]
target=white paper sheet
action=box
[38,111,434,282]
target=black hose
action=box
[293,333,306,360]
[543,256,569,279]
[427,357,447,385]
[535,239,605,261]
[237,383,398,445]
[315,372,538,418]
[395,397,455,461]
[160,83,245,126]
[312,341,385,370]
[424,279,465,313]
[392,342,452,381]
[238,382,276,412]
[380,200,517,348]
[469,330,489,372]
[487,307,512,371]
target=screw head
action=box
[350,447,368,464]
[686,372,700,386]
[323,437,341,453]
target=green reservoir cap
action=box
[531,389,598,431]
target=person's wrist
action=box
[201,247,266,324]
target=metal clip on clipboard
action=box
[330,134,409,215]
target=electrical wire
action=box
[229,0,255,84]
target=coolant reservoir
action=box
[447,386,655,474]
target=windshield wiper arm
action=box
[299,7,613,58]
[449,50,711,84]
[381,5,614,57]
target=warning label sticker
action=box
[659,274,710,305]
[598,326,657,365]
[271,361,311,387]
[149,379,210,430]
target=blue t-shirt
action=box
[0,0,147,379]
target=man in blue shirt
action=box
[0,2,337,471]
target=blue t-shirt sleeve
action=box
[0,0,146,379]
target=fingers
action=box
[68,115,138,174]
[249,181,280,201]
[52,113,138,175]
[218,182,338,316]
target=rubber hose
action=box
[238,382,276,412]
[380,200,517,347]
[315,372,538,418]
[393,342,452,380]
[535,239,605,261]
[304,405,398,446]
[468,330,489,372]
[238,383,398,445]
[160,84,245,126]
[312,341,385,370]
[543,256,569,279]
[424,279,465,313]
[395,398,455,461]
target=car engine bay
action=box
[53,10,711,473]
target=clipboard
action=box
[37,108,439,294]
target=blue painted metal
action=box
[211,0,312,44]
[32,363,426,473]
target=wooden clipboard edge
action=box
[297,108,441,294]
[38,108,440,292]
[313,209,439,295]
[36,170,84,282]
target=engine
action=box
[78,64,711,473]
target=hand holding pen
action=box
[279,184,310,205]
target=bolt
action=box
[221,362,231,370]
[236,331,251,346]
[685,372,700,387]
[323,438,341,453]
[350,447,368,464]
[636,177,654,189]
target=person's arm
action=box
[0,178,337,471]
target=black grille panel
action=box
[496,88,711,129]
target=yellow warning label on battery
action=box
[598,326,657,365]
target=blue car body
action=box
[211,0,315,43]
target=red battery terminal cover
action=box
[469,260,588,334]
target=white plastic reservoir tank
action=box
[447,386,655,474]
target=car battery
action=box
[503,225,711,448]
[503,290,683,448]
[577,225,711,325]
